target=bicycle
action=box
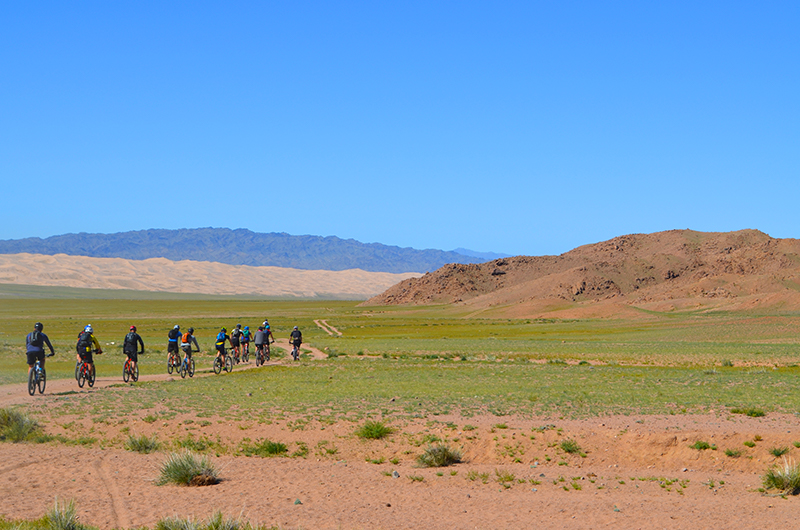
[213,350,233,374]
[77,352,98,388]
[123,356,139,382]
[231,344,241,365]
[179,349,198,379]
[28,353,54,396]
[241,341,250,363]
[255,342,271,366]
[167,350,181,374]
[291,342,300,361]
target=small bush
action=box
[156,452,218,486]
[770,447,791,458]
[0,408,41,443]
[560,439,582,454]
[417,444,462,468]
[45,498,88,530]
[725,449,742,458]
[763,457,800,494]
[721,360,734,367]
[125,434,160,454]
[356,420,394,440]
[690,441,715,451]
[241,439,288,457]
[142,414,158,424]
[744,440,756,448]
[730,407,765,418]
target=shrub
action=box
[770,447,791,458]
[763,457,800,494]
[45,498,88,530]
[725,449,741,458]
[0,408,41,443]
[241,439,288,457]
[560,439,582,454]
[690,441,715,450]
[417,444,462,468]
[156,452,218,486]
[730,407,765,418]
[744,440,756,448]
[125,434,160,454]
[721,360,734,367]
[356,420,394,440]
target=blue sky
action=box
[1,1,798,257]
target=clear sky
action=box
[1,1,798,257]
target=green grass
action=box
[416,444,462,467]
[356,420,395,440]
[730,407,765,417]
[240,439,288,457]
[155,452,218,486]
[124,434,160,454]
[44,499,88,530]
[770,447,791,458]
[690,441,715,451]
[560,439,582,454]
[0,408,42,442]
[763,457,800,494]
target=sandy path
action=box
[314,319,342,336]
[0,339,326,408]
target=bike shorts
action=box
[167,342,179,353]
[215,343,226,353]
[292,339,302,347]
[254,342,266,348]
[27,350,45,365]
[230,337,240,347]
[79,352,94,364]
[181,345,193,358]
[125,351,139,363]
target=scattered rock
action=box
[392,471,400,478]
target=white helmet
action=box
[85,325,93,333]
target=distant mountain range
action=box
[0,228,491,273]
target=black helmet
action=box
[236,323,241,329]
[34,322,43,331]
[188,327,194,334]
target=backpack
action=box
[231,329,241,339]
[78,331,92,351]
[182,332,191,344]
[216,331,226,344]
[168,328,179,340]
[125,332,136,346]
[29,330,43,347]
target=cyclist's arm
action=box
[137,335,145,354]
[91,335,102,353]
[43,334,55,355]
[191,336,200,351]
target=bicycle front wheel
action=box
[188,358,195,377]
[180,360,187,379]
[78,364,86,388]
[38,367,46,394]
[133,364,139,382]
[213,357,222,375]
[88,364,96,387]
[225,355,233,373]
[123,362,130,383]
[28,368,36,396]
[167,354,175,374]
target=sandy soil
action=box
[2,405,798,528]
[0,253,420,298]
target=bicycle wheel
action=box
[123,361,130,382]
[188,358,195,378]
[88,363,96,387]
[213,356,222,375]
[133,364,139,382]
[38,367,46,394]
[225,355,233,373]
[180,360,187,379]
[78,363,86,388]
[255,349,261,366]
[75,362,80,381]
[167,353,175,374]
[28,367,36,396]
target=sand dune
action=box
[0,253,420,298]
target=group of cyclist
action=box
[23,317,303,392]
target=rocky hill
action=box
[363,230,800,317]
[0,228,483,273]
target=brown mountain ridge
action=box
[363,229,800,318]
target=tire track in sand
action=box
[97,453,131,530]
[314,319,342,336]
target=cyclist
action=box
[76,324,102,370]
[290,325,302,360]
[215,327,231,365]
[262,319,275,343]
[241,325,252,361]
[181,327,200,363]
[230,324,243,363]
[26,322,55,378]
[254,325,270,362]
[123,325,145,374]
[167,325,181,368]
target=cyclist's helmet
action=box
[34,322,43,331]
[174,324,180,330]
[188,327,194,334]
[130,325,136,332]
[85,325,93,333]
[221,327,227,332]
[294,325,299,330]
[244,326,249,331]
[236,323,241,329]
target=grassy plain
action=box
[2,285,800,420]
